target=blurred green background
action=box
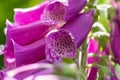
[0,0,43,69]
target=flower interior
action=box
[42,1,65,23]
[46,30,76,62]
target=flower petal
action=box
[88,38,99,53]
[14,1,49,25]
[13,38,46,67]
[110,18,120,64]
[62,10,94,48]
[4,20,50,68]
[4,21,16,69]
[0,71,4,80]
[87,56,100,64]
[6,20,50,45]
[88,67,98,80]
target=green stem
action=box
[81,40,88,72]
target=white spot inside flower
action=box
[6,58,15,63]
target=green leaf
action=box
[99,65,110,74]
[97,35,109,50]
[115,64,120,79]
[99,56,108,66]
[62,58,74,64]
[0,55,4,70]
[98,68,104,80]
[97,0,110,4]
[98,14,110,32]
[98,65,111,80]
[54,63,76,77]
[87,0,98,6]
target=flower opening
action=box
[46,30,76,62]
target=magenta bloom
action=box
[41,0,87,24]
[110,8,120,64]
[3,0,93,71]
[87,38,100,64]
[46,10,94,62]
[87,67,98,80]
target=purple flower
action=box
[3,0,93,70]
[87,67,98,80]
[14,0,87,25]
[4,20,51,69]
[110,8,120,65]
[1,0,96,79]
[88,38,99,53]
[87,38,100,64]
[46,10,94,62]
[41,0,87,24]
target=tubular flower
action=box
[4,20,51,69]
[4,10,94,69]
[110,7,120,65]
[46,10,94,62]
[1,0,95,80]
[3,0,91,70]
[41,0,87,24]
[14,0,87,25]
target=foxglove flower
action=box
[4,20,51,69]
[10,10,94,67]
[4,10,94,69]
[3,0,90,69]
[41,0,87,24]
[46,10,94,62]
[110,7,120,65]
